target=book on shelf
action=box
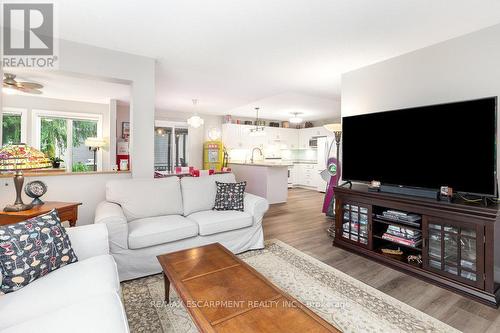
[386,225,421,238]
[382,233,422,248]
[375,213,422,227]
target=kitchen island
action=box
[228,162,291,204]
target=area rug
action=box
[121,239,460,333]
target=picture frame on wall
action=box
[122,122,130,139]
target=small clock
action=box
[24,180,48,205]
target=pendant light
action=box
[289,112,303,124]
[187,99,204,128]
[249,107,265,136]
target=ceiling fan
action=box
[3,73,43,94]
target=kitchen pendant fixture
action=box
[249,107,266,136]
[289,112,303,124]
[187,99,204,128]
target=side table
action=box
[0,201,82,227]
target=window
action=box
[1,108,27,146]
[33,110,102,172]
[72,120,98,172]
[154,121,189,172]
[3,114,22,144]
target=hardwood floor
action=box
[263,188,500,333]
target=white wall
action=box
[0,173,131,225]
[342,22,500,181]
[342,23,500,117]
[341,23,500,278]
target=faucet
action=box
[250,147,263,164]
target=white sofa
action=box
[0,224,129,333]
[95,173,269,281]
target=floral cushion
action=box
[213,181,246,211]
[0,209,78,294]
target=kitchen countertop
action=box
[290,161,317,164]
[228,161,293,167]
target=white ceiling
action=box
[227,92,340,122]
[31,1,500,119]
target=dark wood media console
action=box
[333,184,500,307]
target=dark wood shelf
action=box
[372,234,422,251]
[375,248,422,269]
[372,217,422,231]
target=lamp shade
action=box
[187,115,204,128]
[289,112,303,124]
[0,144,51,171]
[84,137,106,148]
[324,123,342,133]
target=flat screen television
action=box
[342,97,497,197]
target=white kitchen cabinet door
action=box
[289,128,300,149]
[281,128,299,149]
[294,164,304,185]
[265,127,280,145]
[289,165,297,185]
[311,126,332,136]
[298,128,309,149]
[222,124,243,149]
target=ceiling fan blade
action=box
[19,82,43,89]
[19,87,42,94]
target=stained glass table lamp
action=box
[0,144,52,211]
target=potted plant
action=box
[50,157,64,169]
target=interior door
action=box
[422,216,484,289]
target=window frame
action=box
[32,109,103,172]
[1,107,28,146]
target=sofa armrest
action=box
[244,193,269,226]
[66,224,109,260]
[94,201,129,250]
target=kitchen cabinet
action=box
[293,163,317,188]
[297,127,329,149]
[223,124,300,150]
[222,124,329,151]
[222,124,244,149]
[298,128,310,149]
[280,128,299,149]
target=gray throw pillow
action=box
[213,181,246,211]
[0,209,78,294]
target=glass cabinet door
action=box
[424,217,483,288]
[340,202,371,249]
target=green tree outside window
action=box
[2,114,21,145]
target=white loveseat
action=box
[0,224,129,333]
[95,173,269,281]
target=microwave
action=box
[309,137,319,148]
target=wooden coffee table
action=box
[157,243,341,333]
